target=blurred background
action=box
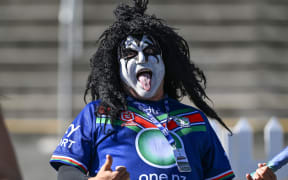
[0,0,287,179]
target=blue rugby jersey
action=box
[50,97,235,180]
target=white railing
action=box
[211,117,288,180]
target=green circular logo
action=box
[135,128,183,168]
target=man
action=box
[50,0,276,179]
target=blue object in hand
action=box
[250,146,288,177]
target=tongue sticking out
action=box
[138,72,151,91]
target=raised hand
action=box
[89,154,130,180]
[246,163,276,180]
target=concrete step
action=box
[0,25,57,43]
[0,4,58,23]
[1,47,288,65]
[2,92,288,119]
[84,4,288,23]
[1,24,288,44]
[1,3,287,23]
[0,47,58,64]
[1,0,287,5]
[1,68,288,90]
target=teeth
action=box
[137,72,151,81]
[137,69,152,76]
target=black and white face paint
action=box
[118,35,165,99]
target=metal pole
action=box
[57,0,83,136]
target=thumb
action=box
[246,173,253,180]
[100,154,113,171]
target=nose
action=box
[136,51,146,64]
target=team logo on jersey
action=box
[135,128,184,168]
[120,111,137,126]
[172,116,190,128]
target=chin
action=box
[137,92,155,99]
[126,83,164,101]
[137,89,164,101]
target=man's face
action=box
[118,35,165,100]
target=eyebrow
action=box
[142,36,154,45]
[144,41,154,47]
[140,40,156,50]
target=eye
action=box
[144,47,157,55]
[123,49,137,59]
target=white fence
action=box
[211,117,288,180]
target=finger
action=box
[262,166,276,180]
[268,167,277,180]
[115,166,127,177]
[257,163,266,168]
[256,168,264,178]
[111,170,120,180]
[112,171,130,180]
[100,154,113,171]
[270,170,277,180]
[115,166,126,171]
[121,171,130,180]
[253,173,261,180]
[255,167,268,179]
[246,173,253,180]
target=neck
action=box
[128,90,164,102]
[148,87,164,101]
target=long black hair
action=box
[84,0,232,133]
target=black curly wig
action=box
[84,0,232,133]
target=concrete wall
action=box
[0,0,288,134]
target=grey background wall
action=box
[1,0,287,133]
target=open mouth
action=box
[136,69,152,80]
[136,69,152,91]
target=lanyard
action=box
[127,96,176,147]
[127,96,192,172]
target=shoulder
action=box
[72,100,101,124]
[168,98,206,118]
[86,100,101,108]
[168,98,214,130]
[168,98,210,128]
[80,100,101,113]
[168,98,197,110]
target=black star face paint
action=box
[118,35,165,99]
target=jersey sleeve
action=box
[200,113,235,180]
[50,102,98,174]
